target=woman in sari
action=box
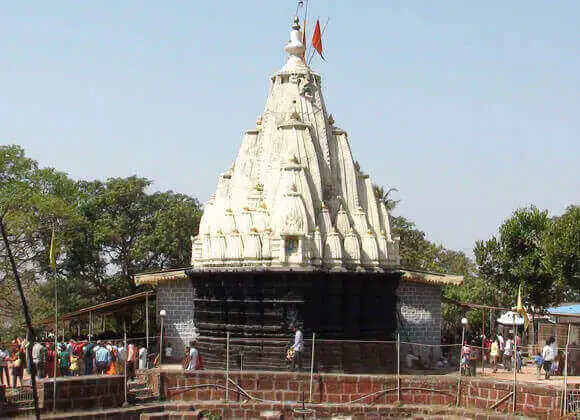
[45,343,56,378]
[11,347,25,387]
[106,345,117,375]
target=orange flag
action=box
[312,19,324,60]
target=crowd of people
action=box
[0,336,152,388]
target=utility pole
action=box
[0,219,41,420]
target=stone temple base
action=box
[157,269,401,373]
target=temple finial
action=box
[285,17,305,60]
[282,17,308,71]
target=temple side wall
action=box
[156,279,196,357]
[397,281,442,346]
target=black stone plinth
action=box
[186,269,401,373]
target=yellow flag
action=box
[516,283,530,331]
[49,228,56,271]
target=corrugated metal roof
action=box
[547,303,580,316]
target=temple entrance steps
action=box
[128,371,157,403]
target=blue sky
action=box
[1,1,578,255]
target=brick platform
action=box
[39,374,125,411]
[154,369,578,418]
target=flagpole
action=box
[51,227,58,413]
[52,268,58,413]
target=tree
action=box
[373,184,399,212]
[1,145,203,336]
[60,176,202,308]
[474,205,562,310]
[542,205,580,301]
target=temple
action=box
[135,18,462,372]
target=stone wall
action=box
[397,280,442,345]
[156,279,197,357]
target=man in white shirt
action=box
[290,326,304,371]
[138,346,148,370]
[503,336,513,371]
[164,343,173,361]
[542,339,555,379]
[187,341,199,371]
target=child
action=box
[515,348,523,373]
[534,352,543,379]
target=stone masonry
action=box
[156,279,196,356]
[397,281,442,346]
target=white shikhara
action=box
[191,19,400,271]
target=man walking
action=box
[290,325,304,372]
[126,342,137,380]
[186,341,199,371]
[32,340,47,379]
[542,339,555,380]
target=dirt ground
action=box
[457,362,580,385]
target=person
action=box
[542,339,555,380]
[533,352,543,379]
[515,348,523,373]
[435,357,446,370]
[548,337,558,375]
[490,337,499,373]
[0,342,11,387]
[461,341,471,376]
[554,351,565,376]
[497,333,504,365]
[405,348,423,370]
[12,346,25,386]
[83,340,95,375]
[503,335,513,371]
[165,343,173,362]
[70,351,81,376]
[182,345,191,370]
[126,342,137,380]
[58,344,70,377]
[187,341,199,371]
[94,341,111,374]
[106,343,118,375]
[570,342,578,376]
[138,345,148,370]
[32,340,46,379]
[290,325,304,372]
[45,343,56,379]
[117,341,126,375]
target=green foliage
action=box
[0,145,202,336]
[60,176,202,304]
[0,145,79,329]
[474,205,579,310]
[543,205,580,301]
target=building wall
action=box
[397,281,442,346]
[156,279,197,356]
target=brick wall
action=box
[157,279,197,356]
[39,375,125,411]
[397,281,442,346]
[155,370,577,418]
